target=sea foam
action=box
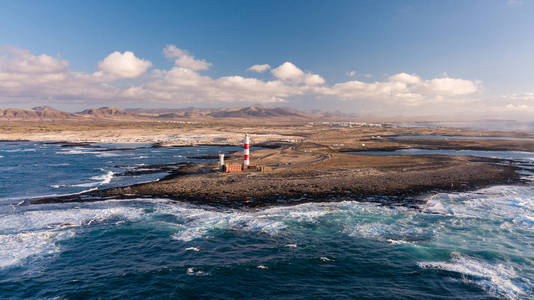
[0,229,75,269]
[418,254,529,300]
[163,201,337,242]
[0,203,145,269]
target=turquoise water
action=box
[1,142,533,299]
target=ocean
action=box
[0,141,533,299]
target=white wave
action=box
[0,155,3,158]
[422,200,454,215]
[166,206,287,242]
[418,255,528,300]
[0,229,74,269]
[0,206,144,234]
[56,149,86,155]
[159,200,416,242]
[423,185,534,230]
[57,170,114,188]
[90,170,114,185]
[386,239,411,245]
[94,152,119,157]
[345,222,394,239]
[0,203,146,269]
[165,202,338,242]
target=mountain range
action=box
[0,106,331,121]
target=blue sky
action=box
[0,0,533,119]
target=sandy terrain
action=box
[1,119,533,151]
[0,120,303,145]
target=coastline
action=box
[2,121,530,209]
[31,150,523,209]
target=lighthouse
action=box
[243,133,250,166]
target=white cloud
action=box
[163,45,211,71]
[1,46,505,119]
[0,47,123,101]
[389,73,421,84]
[425,77,477,95]
[162,45,187,58]
[97,51,151,78]
[304,74,325,86]
[248,64,271,73]
[136,65,297,103]
[271,62,305,80]
[0,46,68,74]
[325,79,423,105]
[271,62,325,85]
[321,72,478,105]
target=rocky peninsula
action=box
[2,113,530,208]
[31,141,523,209]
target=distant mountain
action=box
[156,111,209,118]
[0,106,77,120]
[126,107,214,114]
[207,106,304,118]
[0,105,342,121]
[76,107,146,119]
[139,106,309,119]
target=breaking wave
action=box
[418,254,529,300]
[50,170,114,189]
[0,230,75,269]
[0,202,145,269]
[89,170,114,185]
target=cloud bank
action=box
[1,44,530,119]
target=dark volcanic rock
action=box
[30,156,523,209]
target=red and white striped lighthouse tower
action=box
[243,133,250,166]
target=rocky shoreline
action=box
[31,150,523,209]
[9,123,530,209]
